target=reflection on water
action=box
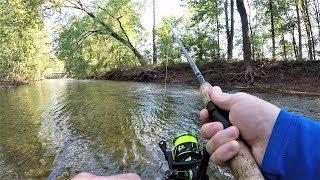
[0,79,319,179]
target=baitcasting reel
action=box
[159,132,209,180]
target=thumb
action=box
[210,86,233,111]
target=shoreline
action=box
[0,81,26,89]
[2,61,319,96]
[97,61,320,96]
[2,79,319,96]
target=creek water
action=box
[0,79,319,179]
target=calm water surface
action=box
[0,79,319,179]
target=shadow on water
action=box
[0,80,54,179]
[0,79,319,179]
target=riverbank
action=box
[97,61,320,96]
[2,61,319,96]
[0,81,26,89]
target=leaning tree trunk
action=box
[75,4,148,67]
[295,0,303,61]
[152,0,157,64]
[269,0,276,60]
[236,0,254,83]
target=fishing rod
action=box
[159,29,264,180]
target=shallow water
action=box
[0,79,319,179]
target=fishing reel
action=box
[159,132,209,180]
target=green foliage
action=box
[156,17,182,65]
[0,0,51,82]
[186,0,223,61]
[2,0,319,80]
[57,0,146,77]
[251,0,303,60]
[188,0,223,22]
[186,0,320,62]
[184,26,221,62]
[155,0,222,64]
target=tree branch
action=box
[76,30,105,45]
[96,5,118,19]
[116,16,133,45]
[57,0,147,66]
[94,4,132,44]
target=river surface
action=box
[0,79,319,180]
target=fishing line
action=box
[162,52,169,119]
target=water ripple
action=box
[0,79,318,179]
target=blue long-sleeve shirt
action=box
[261,109,320,180]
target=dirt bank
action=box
[98,61,320,96]
[0,81,26,89]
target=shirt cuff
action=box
[261,109,299,175]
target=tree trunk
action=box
[152,0,157,64]
[313,0,320,39]
[198,45,204,62]
[269,0,276,60]
[295,0,303,61]
[291,27,298,60]
[304,0,316,61]
[301,0,315,61]
[230,0,234,60]
[81,8,147,67]
[217,16,221,59]
[225,0,234,60]
[282,35,288,61]
[236,0,254,83]
[225,0,230,59]
[246,0,255,61]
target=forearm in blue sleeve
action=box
[261,109,320,180]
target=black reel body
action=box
[159,132,209,180]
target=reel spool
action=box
[173,132,202,163]
[159,132,208,180]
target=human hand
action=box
[199,86,280,166]
[72,173,141,180]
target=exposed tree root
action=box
[244,65,254,85]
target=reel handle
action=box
[200,83,264,180]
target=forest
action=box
[0,0,319,90]
[1,1,320,179]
